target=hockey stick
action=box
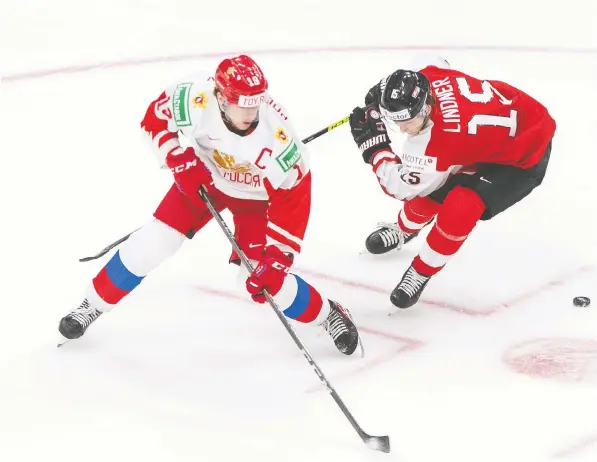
[198,185,390,453]
[78,228,140,262]
[301,115,349,144]
[78,116,350,262]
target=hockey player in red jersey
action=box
[349,55,555,309]
[58,55,361,355]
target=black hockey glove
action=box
[349,105,391,164]
[365,80,382,106]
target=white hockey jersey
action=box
[140,72,312,254]
[144,73,310,202]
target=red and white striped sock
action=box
[397,196,441,233]
[412,186,486,276]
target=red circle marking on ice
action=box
[503,338,597,381]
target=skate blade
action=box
[357,336,365,358]
[342,310,365,358]
[56,333,73,348]
[357,247,405,258]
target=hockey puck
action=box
[573,296,591,307]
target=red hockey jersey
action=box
[371,65,556,200]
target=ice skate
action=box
[58,299,103,345]
[365,222,421,255]
[321,300,363,356]
[390,265,432,309]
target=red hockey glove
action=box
[166,147,214,203]
[245,246,293,303]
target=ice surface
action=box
[1,1,596,461]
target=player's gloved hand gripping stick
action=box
[198,184,390,453]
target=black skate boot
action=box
[390,265,432,309]
[58,299,103,340]
[365,222,421,255]
[321,301,361,356]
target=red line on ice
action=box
[192,283,426,389]
[4,44,596,83]
[297,265,594,317]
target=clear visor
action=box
[379,105,414,123]
[380,104,429,134]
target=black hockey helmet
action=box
[379,70,430,122]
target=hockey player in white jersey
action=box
[58,54,361,355]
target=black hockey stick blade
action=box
[78,229,137,262]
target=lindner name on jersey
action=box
[432,77,461,133]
